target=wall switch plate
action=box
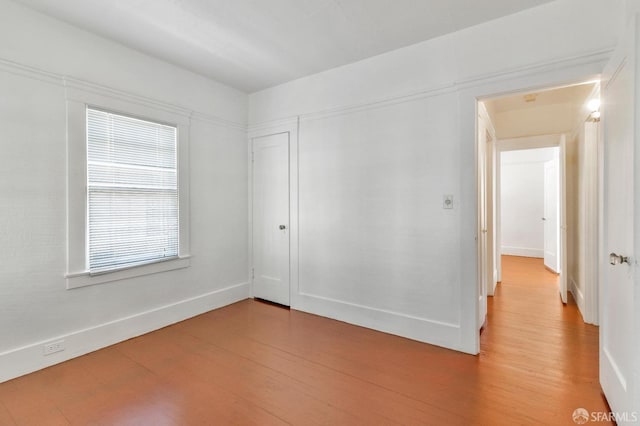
[443,195,454,209]
[43,340,65,356]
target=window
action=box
[65,83,190,289]
[86,108,179,274]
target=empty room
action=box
[1,0,639,424]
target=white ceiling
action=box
[484,83,597,139]
[13,0,555,93]
[487,84,597,114]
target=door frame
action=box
[457,51,609,353]
[494,137,564,293]
[248,119,299,304]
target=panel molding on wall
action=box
[249,47,613,130]
[296,293,461,351]
[0,57,246,131]
[292,90,463,350]
[0,282,249,383]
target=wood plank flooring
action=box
[0,256,611,425]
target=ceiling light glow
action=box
[587,98,601,112]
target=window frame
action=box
[65,85,190,289]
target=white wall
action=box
[249,0,623,353]
[296,93,462,344]
[500,147,558,258]
[0,0,249,382]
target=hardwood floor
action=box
[0,255,611,425]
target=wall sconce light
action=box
[587,98,601,122]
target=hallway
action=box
[479,255,611,424]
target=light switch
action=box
[443,194,453,209]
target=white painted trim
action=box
[66,256,191,289]
[501,247,544,258]
[479,102,498,297]
[64,77,192,120]
[299,84,456,123]
[295,292,463,353]
[250,48,613,130]
[187,111,246,131]
[248,116,301,134]
[0,282,250,384]
[0,57,62,86]
[458,48,612,91]
[570,277,586,321]
[65,85,192,289]
[0,57,245,130]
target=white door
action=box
[600,14,639,421]
[252,133,290,306]
[543,157,559,274]
[559,138,568,305]
[478,121,488,328]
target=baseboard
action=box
[501,246,544,258]
[488,268,498,296]
[569,277,586,321]
[293,292,465,353]
[0,282,250,383]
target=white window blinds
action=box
[87,108,179,274]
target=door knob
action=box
[279,225,287,230]
[609,252,629,265]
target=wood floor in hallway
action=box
[0,255,611,425]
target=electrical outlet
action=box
[43,340,65,356]
[443,194,454,209]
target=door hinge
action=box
[251,268,254,279]
[251,151,254,163]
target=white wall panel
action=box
[298,94,460,325]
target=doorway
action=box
[500,146,561,273]
[477,82,600,329]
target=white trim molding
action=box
[501,246,544,258]
[296,292,462,352]
[0,57,62,86]
[0,282,250,384]
[65,256,192,289]
[250,48,613,131]
[65,83,192,289]
[0,58,246,131]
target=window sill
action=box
[65,256,191,289]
